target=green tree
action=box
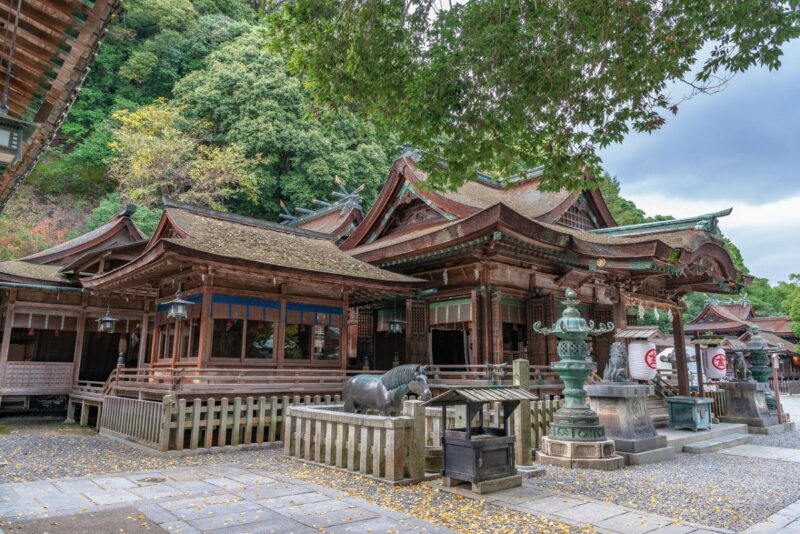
[86,193,163,237]
[784,275,800,337]
[173,30,394,219]
[28,3,255,203]
[270,1,800,191]
[109,101,258,211]
[597,174,672,226]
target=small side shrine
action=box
[426,386,536,494]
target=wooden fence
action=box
[100,393,341,452]
[702,390,727,418]
[100,395,164,449]
[284,401,425,482]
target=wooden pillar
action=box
[0,289,17,388]
[673,309,690,396]
[137,311,150,368]
[72,293,88,383]
[402,400,426,480]
[612,296,627,331]
[512,359,532,465]
[340,292,349,372]
[171,319,181,365]
[275,286,287,368]
[196,280,213,368]
[694,342,705,396]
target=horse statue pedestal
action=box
[584,383,675,465]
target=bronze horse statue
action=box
[343,364,432,416]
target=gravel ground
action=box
[0,420,581,534]
[749,429,800,448]
[531,452,800,532]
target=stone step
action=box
[682,433,752,454]
[647,396,669,428]
[659,422,750,449]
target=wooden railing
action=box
[74,363,564,401]
[651,370,680,399]
[100,395,164,449]
[703,390,727,418]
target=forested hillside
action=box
[0,0,797,332]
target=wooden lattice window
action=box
[557,196,599,231]
[358,308,373,339]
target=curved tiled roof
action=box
[0,260,72,285]
[163,205,420,284]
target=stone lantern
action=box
[745,326,779,412]
[533,288,624,470]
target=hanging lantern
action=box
[164,290,193,320]
[637,302,645,319]
[0,113,36,166]
[704,347,727,380]
[667,308,674,322]
[96,309,118,334]
[653,307,660,320]
[388,315,405,335]
[628,340,658,380]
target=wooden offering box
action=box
[426,386,536,493]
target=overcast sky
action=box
[600,40,800,285]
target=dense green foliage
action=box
[172,30,394,219]
[2,0,797,336]
[270,0,800,191]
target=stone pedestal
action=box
[585,383,675,465]
[666,396,712,431]
[719,381,778,428]
[536,436,625,470]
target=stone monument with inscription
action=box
[533,289,624,470]
[584,342,676,465]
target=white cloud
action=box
[620,191,800,284]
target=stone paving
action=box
[720,444,800,463]
[0,465,451,534]
[439,480,728,534]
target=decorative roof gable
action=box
[20,205,144,267]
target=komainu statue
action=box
[343,364,432,416]
[603,341,628,382]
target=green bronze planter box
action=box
[666,396,712,431]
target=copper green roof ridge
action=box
[590,208,733,237]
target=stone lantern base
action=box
[719,381,778,428]
[585,383,675,465]
[536,436,625,470]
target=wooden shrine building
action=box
[0,154,747,407]
[686,298,799,381]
